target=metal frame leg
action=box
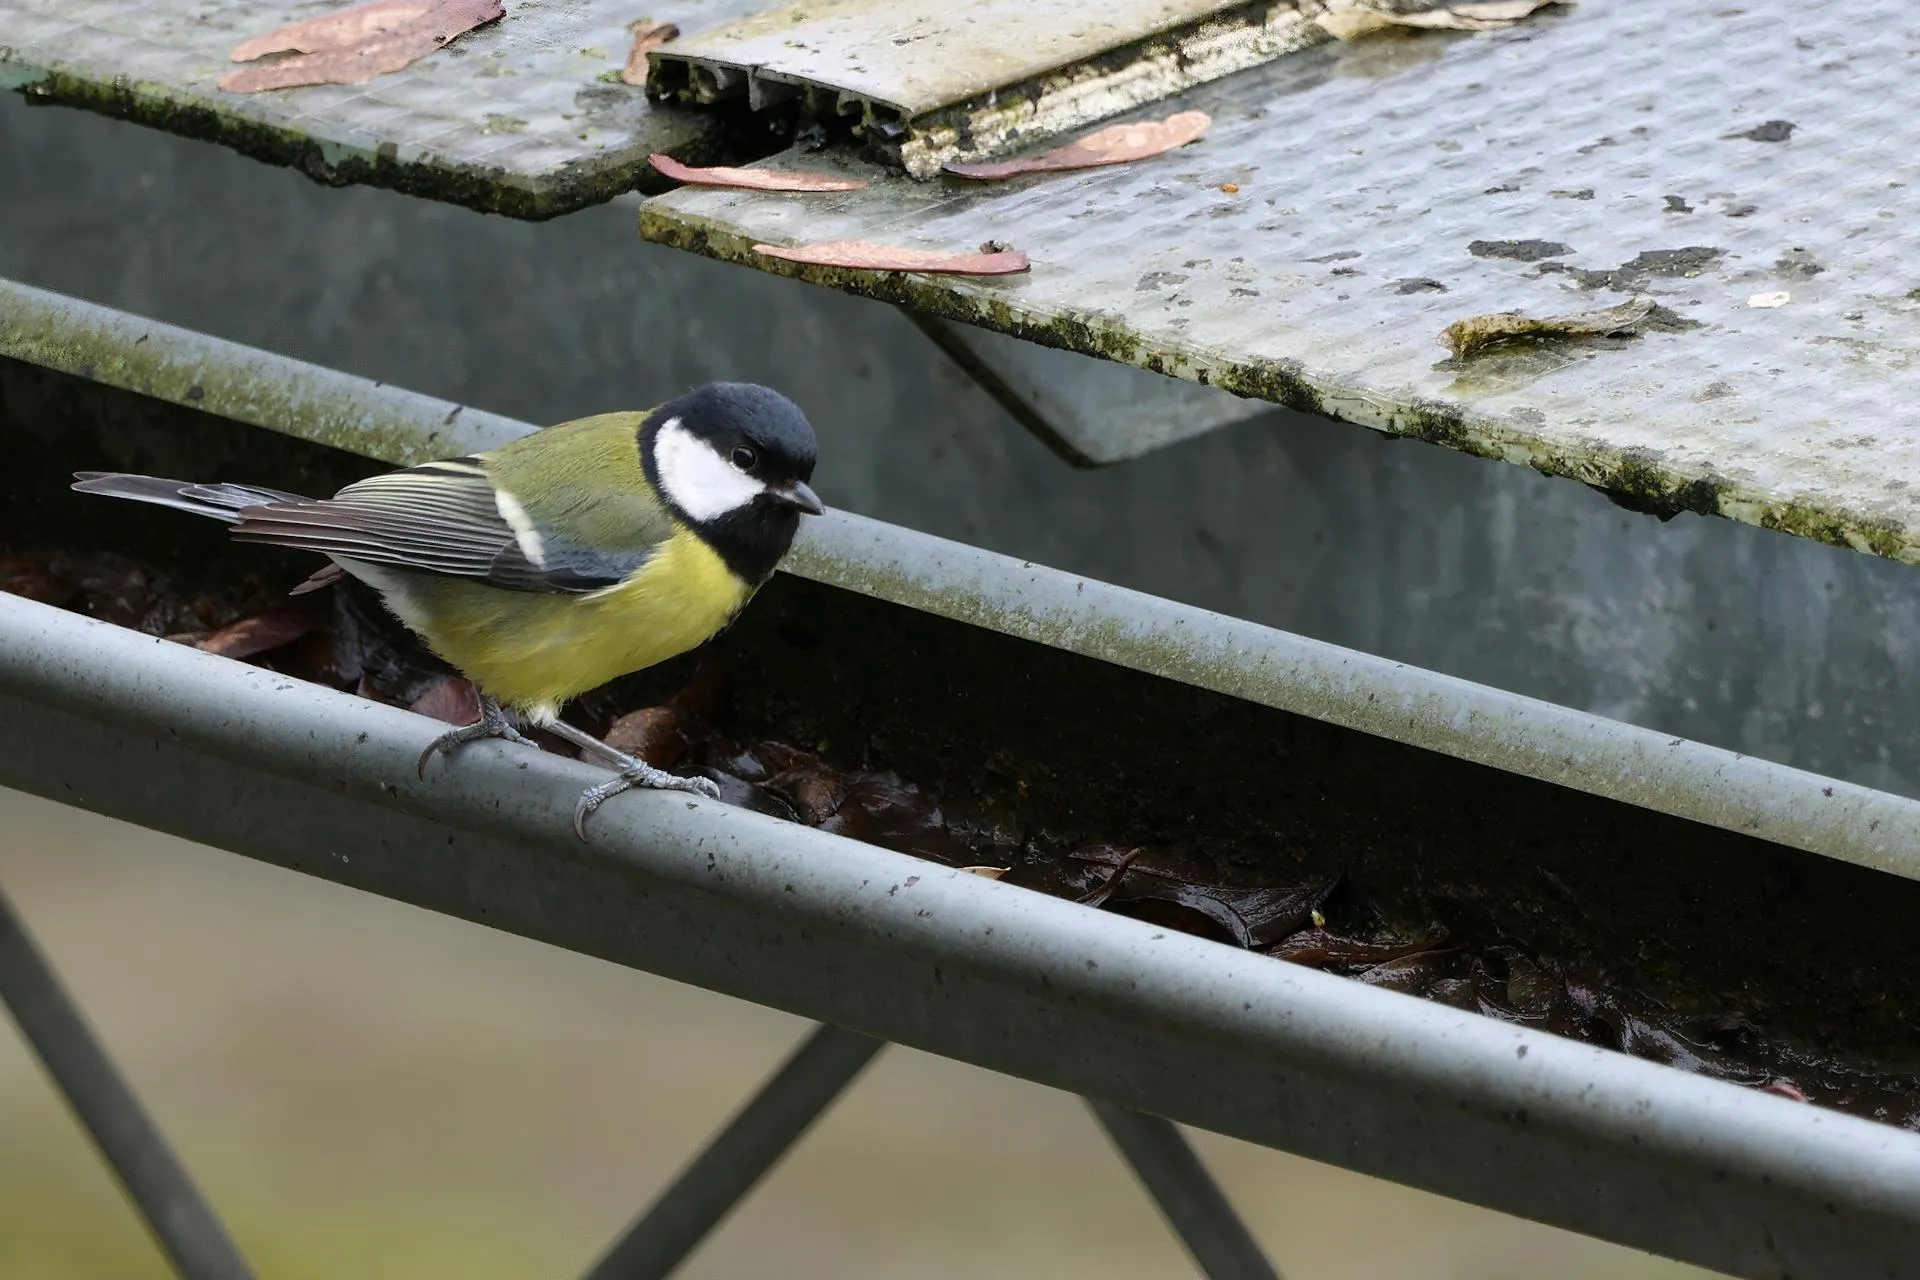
[1088,1099,1283,1280]
[0,884,255,1280]
[583,1022,885,1280]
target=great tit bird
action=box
[73,382,823,834]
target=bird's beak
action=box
[771,480,825,515]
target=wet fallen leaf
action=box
[649,154,868,192]
[822,772,951,855]
[220,0,505,93]
[768,761,848,825]
[0,556,78,607]
[1075,848,1145,907]
[1273,930,1452,968]
[962,865,1008,879]
[752,241,1030,275]
[1556,975,1769,1084]
[1441,295,1654,359]
[197,606,318,660]
[621,19,680,86]
[330,586,453,706]
[408,675,480,726]
[944,111,1211,180]
[67,557,154,629]
[739,742,968,862]
[603,704,689,767]
[1069,846,1336,948]
[1319,0,1567,40]
[1355,951,1447,994]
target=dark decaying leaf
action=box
[603,705,690,767]
[220,0,505,93]
[650,154,869,193]
[1441,296,1654,359]
[327,587,454,706]
[621,19,680,86]
[196,606,319,660]
[944,111,1212,180]
[0,556,78,607]
[1075,848,1145,907]
[752,241,1031,276]
[1273,929,1454,968]
[1068,845,1338,948]
[751,742,962,863]
[408,675,480,726]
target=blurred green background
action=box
[1,785,1715,1279]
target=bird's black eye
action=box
[730,445,758,472]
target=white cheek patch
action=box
[654,417,767,522]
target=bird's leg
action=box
[539,718,721,838]
[415,693,539,779]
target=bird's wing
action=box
[228,459,655,594]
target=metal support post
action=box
[0,883,255,1280]
[1088,1099,1283,1280]
[583,1022,885,1280]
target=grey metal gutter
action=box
[1,590,1917,1280]
[5,276,1919,882]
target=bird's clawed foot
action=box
[416,695,539,779]
[573,761,720,840]
[534,716,722,838]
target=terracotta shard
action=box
[622,20,680,86]
[220,0,504,93]
[649,154,868,192]
[944,111,1211,181]
[752,240,1030,275]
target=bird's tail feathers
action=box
[71,472,310,523]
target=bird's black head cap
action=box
[641,382,824,584]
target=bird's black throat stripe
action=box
[698,502,804,587]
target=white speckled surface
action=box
[0,0,768,215]
[645,0,1920,563]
